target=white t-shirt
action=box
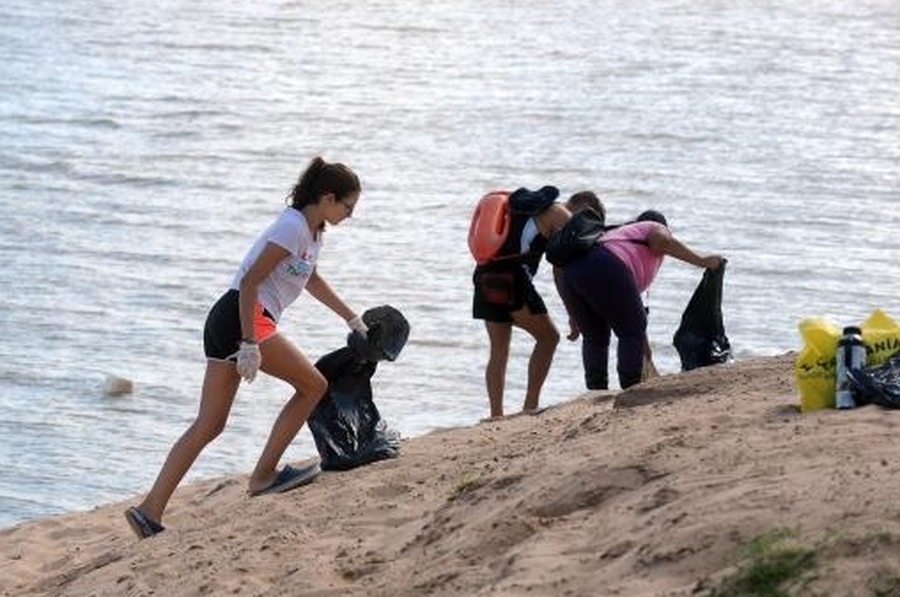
[230,207,322,322]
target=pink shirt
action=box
[602,221,667,292]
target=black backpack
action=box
[545,208,606,267]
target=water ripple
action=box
[0,0,898,530]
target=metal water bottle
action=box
[835,325,866,409]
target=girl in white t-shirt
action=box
[126,157,367,539]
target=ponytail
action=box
[289,157,361,209]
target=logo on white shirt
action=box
[285,251,315,278]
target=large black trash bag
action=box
[673,260,732,371]
[308,305,410,471]
[847,350,900,408]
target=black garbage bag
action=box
[847,350,900,408]
[346,304,410,363]
[308,305,410,471]
[673,260,731,371]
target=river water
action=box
[1,0,898,528]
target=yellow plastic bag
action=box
[795,317,841,411]
[795,309,900,412]
[861,309,900,367]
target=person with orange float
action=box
[125,157,367,539]
[470,186,571,419]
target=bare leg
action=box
[247,333,327,494]
[510,309,560,412]
[137,360,241,523]
[484,321,512,418]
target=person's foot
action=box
[479,413,505,423]
[124,507,165,539]
[249,461,321,496]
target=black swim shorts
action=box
[472,266,547,323]
[203,289,276,360]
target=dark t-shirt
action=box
[475,212,547,276]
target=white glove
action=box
[234,341,261,383]
[347,314,368,336]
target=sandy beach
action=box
[4,353,900,596]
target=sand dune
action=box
[4,353,900,596]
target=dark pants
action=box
[555,245,647,389]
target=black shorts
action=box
[203,290,276,360]
[472,266,547,323]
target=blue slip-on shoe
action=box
[250,461,321,497]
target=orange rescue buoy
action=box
[468,190,510,265]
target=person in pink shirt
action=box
[553,211,723,390]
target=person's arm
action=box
[235,241,291,382]
[238,242,290,341]
[534,203,573,239]
[646,227,723,270]
[305,268,364,330]
[552,265,581,341]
